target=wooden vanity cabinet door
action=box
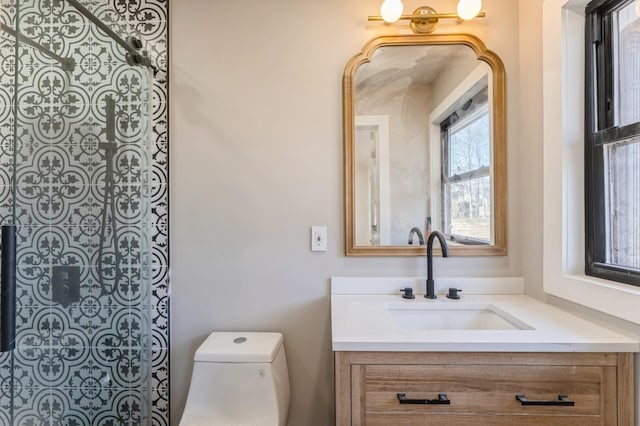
[353,363,616,425]
[336,352,633,426]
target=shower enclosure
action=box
[0,0,153,423]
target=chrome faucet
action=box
[425,231,449,299]
[407,227,425,245]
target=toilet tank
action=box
[180,332,290,426]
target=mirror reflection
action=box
[344,35,506,256]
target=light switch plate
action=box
[311,226,327,252]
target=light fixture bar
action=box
[368,11,486,21]
[369,3,486,34]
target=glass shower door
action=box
[1,0,153,424]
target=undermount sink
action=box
[388,302,534,331]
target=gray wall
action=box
[170,1,524,424]
[517,0,544,300]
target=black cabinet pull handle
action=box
[397,393,450,405]
[0,225,16,352]
[516,394,575,406]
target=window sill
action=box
[544,273,640,325]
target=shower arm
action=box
[65,0,153,69]
[0,23,75,71]
[1,2,152,71]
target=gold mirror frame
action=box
[344,34,506,256]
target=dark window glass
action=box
[586,0,640,285]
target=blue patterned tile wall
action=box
[0,0,169,424]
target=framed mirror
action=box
[344,34,506,256]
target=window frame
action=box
[585,0,640,286]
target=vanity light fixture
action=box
[369,0,485,33]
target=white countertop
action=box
[331,278,640,353]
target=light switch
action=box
[311,226,327,252]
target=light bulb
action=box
[380,0,404,23]
[457,0,482,20]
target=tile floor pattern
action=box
[0,0,169,424]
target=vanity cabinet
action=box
[335,352,634,425]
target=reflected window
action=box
[440,88,491,245]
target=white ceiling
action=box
[355,44,478,88]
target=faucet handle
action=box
[400,288,415,299]
[446,288,462,300]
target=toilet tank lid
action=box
[194,332,284,363]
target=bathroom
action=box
[1,0,639,425]
[172,0,640,424]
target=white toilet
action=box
[180,332,290,426]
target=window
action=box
[586,0,640,285]
[440,88,491,245]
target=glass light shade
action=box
[457,0,482,20]
[380,0,404,23]
[636,0,640,17]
